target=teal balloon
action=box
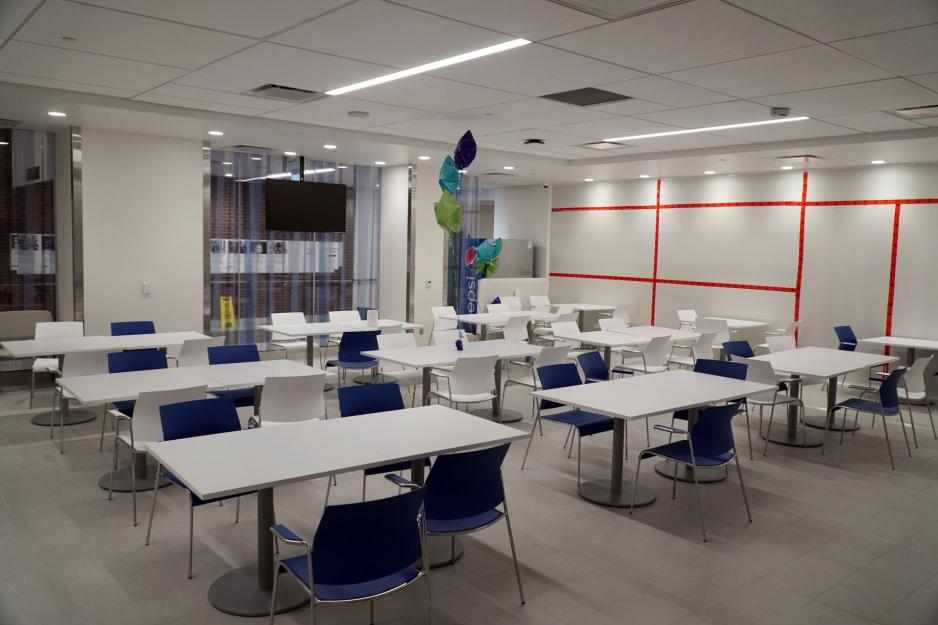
[438,155,460,195]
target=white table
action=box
[551,303,616,328]
[860,335,938,365]
[533,370,773,508]
[753,346,898,445]
[615,325,700,341]
[363,339,541,423]
[257,319,419,366]
[146,405,526,617]
[553,328,699,367]
[439,311,556,340]
[700,317,769,331]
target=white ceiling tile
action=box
[909,72,938,93]
[599,76,732,107]
[553,144,655,159]
[728,0,938,42]
[15,0,255,69]
[80,0,349,39]
[549,116,681,141]
[175,43,390,95]
[0,0,42,39]
[819,112,926,133]
[139,84,292,111]
[752,78,938,118]
[351,75,524,113]
[545,0,811,74]
[272,0,508,68]
[832,24,938,77]
[0,41,186,92]
[636,100,772,128]
[626,132,743,151]
[430,43,642,97]
[711,119,856,142]
[664,45,892,98]
[590,98,671,116]
[390,0,605,40]
[132,93,270,116]
[476,128,592,150]
[261,95,432,128]
[0,70,140,97]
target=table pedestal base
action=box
[578,479,657,508]
[763,423,824,448]
[352,373,397,385]
[804,416,859,432]
[425,536,465,568]
[31,408,97,426]
[493,408,524,424]
[654,460,726,483]
[97,464,170,492]
[209,565,310,617]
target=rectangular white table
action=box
[753,346,898,445]
[551,303,616,328]
[258,319,419,366]
[533,370,773,508]
[439,311,557,340]
[553,327,700,367]
[700,317,768,331]
[363,339,541,422]
[860,335,938,365]
[615,325,700,341]
[146,405,527,617]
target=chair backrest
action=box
[62,350,109,376]
[380,323,403,334]
[766,335,796,353]
[500,296,522,311]
[729,356,778,402]
[691,332,717,361]
[611,305,631,325]
[879,368,908,411]
[176,336,226,367]
[377,333,418,371]
[642,335,672,367]
[528,295,550,312]
[487,303,510,314]
[270,311,306,342]
[834,325,857,351]
[550,321,581,348]
[782,321,800,336]
[432,329,460,346]
[598,316,627,331]
[533,345,570,369]
[677,309,697,328]
[34,321,83,341]
[502,314,530,342]
[329,310,361,323]
[108,348,167,373]
[208,344,260,365]
[312,488,425,587]
[554,304,575,314]
[425,443,509,520]
[693,358,747,380]
[338,383,405,417]
[356,307,370,320]
[689,403,740,458]
[431,306,458,331]
[260,375,325,423]
[577,351,608,381]
[337,330,380,363]
[904,355,934,394]
[111,321,156,336]
[536,363,582,410]
[131,385,208,444]
[449,355,498,395]
[695,318,728,344]
[159,397,241,442]
[722,340,754,359]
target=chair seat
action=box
[271,340,308,350]
[429,389,495,404]
[505,374,537,389]
[749,394,801,406]
[282,555,419,601]
[427,509,503,534]
[113,400,136,417]
[639,441,735,467]
[609,366,636,376]
[542,409,614,437]
[532,326,552,336]
[262,417,321,427]
[668,355,695,368]
[33,357,60,373]
[326,358,378,370]
[618,360,667,374]
[210,387,256,407]
[835,397,900,416]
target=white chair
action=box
[766,335,796,353]
[380,323,403,334]
[503,345,571,416]
[500,296,522,311]
[269,312,310,361]
[765,321,799,337]
[107,385,208,525]
[51,350,109,453]
[430,306,459,333]
[376,333,424,405]
[431,329,460,346]
[618,335,671,374]
[549,321,588,359]
[696,318,729,349]
[487,303,510,314]
[529,295,550,312]
[429,355,498,411]
[677,309,697,331]
[255,375,326,426]
[502,314,530,343]
[173,336,225,367]
[611,305,631,324]
[731,356,805,457]
[870,355,936,446]
[668,332,717,369]
[327,310,360,349]
[598,316,628,332]
[30,320,84,408]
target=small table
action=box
[615,325,700,341]
[700,317,769,331]
[550,329,647,368]
[860,335,938,365]
[439,311,556,340]
[258,320,421,368]
[752,346,898,445]
[146,405,526,617]
[552,303,615,328]
[533,370,773,507]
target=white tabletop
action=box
[440,311,557,325]
[860,336,938,351]
[200,360,325,389]
[701,317,768,331]
[752,346,897,378]
[533,370,774,421]
[551,329,649,348]
[552,303,616,312]
[147,404,527,500]
[614,325,700,342]
[1,331,209,358]
[336,319,423,331]
[363,338,541,368]
[258,319,419,337]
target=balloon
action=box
[434,190,461,233]
[454,130,477,169]
[438,155,460,195]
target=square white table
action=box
[533,370,773,508]
[551,303,616,328]
[258,319,419,366]
[700,317,769,331]
[439,311,556,340]
[362,339,541,422]
[615,325,700,341]
[146,405,527,617]
[860,335,938,365]
[553,327,699,367]
[753,346,898,446]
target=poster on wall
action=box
[269,240,287,273]
[9,233,53,274]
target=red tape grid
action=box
[650,179,662,324]
[656,278,796,293]
[793,171,809,343]
[883,203,902,358]
[549,272,653,283]
[552,198,938,212]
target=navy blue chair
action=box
[111,320,156,335]
[389,443,525,604]
[336,384,429,501]
[823,368,911,469]
[326,330,379,386]
[834,325,857,351]
[722,340,754,360]
[146,398,246,578]
[103,349,168,451]
[521,364,614,482]
[674,359,753,459]
[356,306,371,320]
[270,488,431,625]
[207,344,260,408]
[631,403,752,542]
[576,351,609,383]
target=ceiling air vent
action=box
[891,104,938,120]
[774,154,823,162]
[546,0,691,20]
[0,118,23,128]
[245,84,323,103]
[541,87,631,107]
[580,141,630,150]
[230,144,273,152]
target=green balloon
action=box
[434,190,461,233]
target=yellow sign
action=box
[219,296,236,329]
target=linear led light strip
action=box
[325,38,531,96]
[237,169,335,182]
[603,116,810,142]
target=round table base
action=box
[762,423,825,448]
[804,416,860,432]
[31,408,97,427]
[577,479,657,508]
[493,408,524,424]
[97,465,171,492]
[654,460,727,483]
[208,565,310,617]
[352,374,398,385]
[424,536,465,569]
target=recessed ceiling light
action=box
[202,146,211,151]
[303,168,336,175]
[337,165,348,169]
[61,36,76,42]
[251,156,262,161]
[780,165,794,170]
[603,116,810,143]
[208,130,223,136]
[584,178,594,182]
[418,155,431,160]
[222,161,232,165]
[374,161,386,166]
[224,173,233,178]
[704,170,716,175]
[503,165,515,170]
[284,151,297,156]
[0,141,9,146]
[871,160,886,165]
[326,38,530,96]
[639,174,650,179]
[47,111,66,117]
[267,172,292,179]
[323,144,337,150]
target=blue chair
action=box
[722,340,754,360]
[103,349,168,451]
[337,384,429,501]
[576,351,609,383]
[270,488,431,625]
[676,359,753,459]
[111,320,156,335]
[822,368,911,469]
[326,330,379,386]
[146,398,246,578]
[521,363,615,481]
[207,344,260,408]
[631,403,752,542]
[834,325,857,351]
[356,306,371,320]
[389,443,525,604]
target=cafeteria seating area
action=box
[2,2,938,624]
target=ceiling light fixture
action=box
[779,165,794,170]
[208,130,223,136]
[323,144,337,150]
[222,161,232,165]
[418,155,431,160]
[374,161,386,166]
[325,38,531,96]
[251,156,262,161]
[224,173,233,178]
[337,165,348,169]
[0,141,9,146]
[202,146,211,151]
[639,174,650,179]
[47,111,66,117]
[303,168,336,175]
[603,116,810,143]
[704,170,716,175]
[503,165,515,170]
[267,172,292,179]
[871,159,886,165]
[284,151,297,156]
[584,178,594,182]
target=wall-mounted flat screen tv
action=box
[265,179,346,232]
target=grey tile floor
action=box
[2,368,938,625]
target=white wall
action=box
[493,185,551,277]
[412,156,447,342]
[81,129,203,335]
[53,128,73,321]
[378,165,409,321]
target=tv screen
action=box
[265,179,347,232]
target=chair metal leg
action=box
[146,463,162,545]
[567,431,576,459]
[691,466,707,542]
[235,497,240,524]
[927,402,936,439]
[881,410,896,469]
[108,438,119,501]
[839,408,848,446]
[562,426,573,449]
[362,474,367,501]
[49,388,57,439]
[369,600,374,625]
[576,435,582,486]
[268,562,281,625]
[734,454,752,522]
[423,575,435,625]
[99,408,109,452]
[897,410,912,458]
[629,457,644,514]
[671,457,678,500]
[504,513,526,604]
[743,403,753,460]
[520,416,539,470]
[906,400,919,449]
[645,419,650,447]
[324,475,332,506]
[131,448,137,527]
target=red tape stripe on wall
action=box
[550,272,654,283]
[793,171,809,343]
[552,198,938,212]
[883,203,902,356]
[650,179,661,324]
